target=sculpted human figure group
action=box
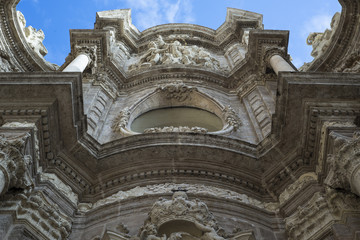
[129,36,225,72]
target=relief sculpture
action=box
[129,36,228,72]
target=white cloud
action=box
[301,14,332,37]
[124,0,195,30]
[165,0,181,23]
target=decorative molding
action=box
[80,183,275,213]
[40,172,78,205]
[335,50,360,73]
[285,188,360,240]
[0,107,55,161]
[95,71,119,100]
[303,107,359,165]
[0,191,72,240]
[279,173,317,205]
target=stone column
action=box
[63,54,90,72]
[269,54,296,75]
[63,45,97,73]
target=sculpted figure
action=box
[139,224,166,240]
[128,35,226,72]
[194,221,225,240]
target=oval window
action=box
[131,107,223,133]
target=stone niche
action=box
[112,82,241,136]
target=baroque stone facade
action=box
[0,0,360,239]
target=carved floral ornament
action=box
[112,83,241,136]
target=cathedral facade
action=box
[0,0,359,239]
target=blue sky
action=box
[17,0,341,68]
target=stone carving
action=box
[307,13,341,58]
[1,121,40,164]
[264,46,286,65]
[116,223,130,235]
[112,107,131,132]
[335,50,360,73]
[129,35,228,72]
[285,188,360,240]
[96,71,119,99]
[40,172,78,205]
[12,191,72,239]
[79,183,278,213]
[16,11,58,70]
[242,30,250,45]
[300,12,341,71]
[0,49,17,72]
[138,190,225,240]
[108,28,131,64]
[75,45,98,73]
[225,43,247,68]
[17,11,48,57]
[0,133,33,195]
[144,126,208,134]
[324,131,360,196]
[157,82,197,102]
[223,106,241,130]
[279,173,317,204]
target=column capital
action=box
[263,46,286,65]
[0,133,33,195]
[325,131,360,196]
[74,45,98,73]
